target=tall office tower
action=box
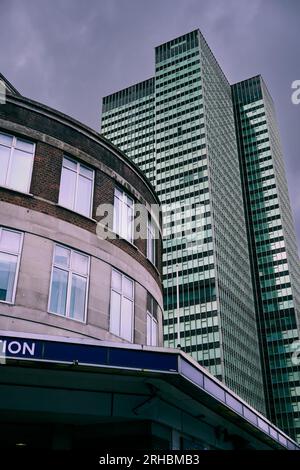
[232,76,300,442]
[102,78,156,184]
[101,30,266,414]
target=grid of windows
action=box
[0,230,161,345]
[49,244,90,322]
[59,156,94,218]
[101,30,265,413]
[0,131,35,193]
[101,80,156,182]
[110,269,134,342]
[232,76,300,442]
[0,228,23,304]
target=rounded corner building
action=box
[0,77,164,346]
[0,73,299,451]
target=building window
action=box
[0,132,35,193]
[59,156,94,218]
[49,244,90,322]
[147,216,156,265]
[113,187,134,243]
[146,293,158,346]
[110,269,134,342]
[0,228,23,304]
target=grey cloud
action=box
[1,0,300,244]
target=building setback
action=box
[232,76,300,442]
[101,30,266,415]
[100,30,300,442]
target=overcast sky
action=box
[1,0,300,244]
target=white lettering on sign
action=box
[0,340,36,356]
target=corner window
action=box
[147,216,156,265]
[110,269,134,342]
[113,187,134,243]
[146,293,158,346]
[49,244,90,322]
[59,156,94,217]
[0,132,35,193]
[0,228,23,304]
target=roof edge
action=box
[5,93,161,206]
[0,72,22,96]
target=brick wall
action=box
[0,98,162,285]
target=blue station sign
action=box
[0,335,178,373]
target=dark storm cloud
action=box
[1,0,300,244]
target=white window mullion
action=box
[11,232,24,304]
[121,192,126,239]
[117,290,122,337]
[118,193,123,238]
[65,269,72,318]
[73,162,80,212]
[89,171,94,218]
[5,138,15,189]
[147,312,151,346]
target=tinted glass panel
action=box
[50,268,68,315]
[59,167,76,209]
[0,253,17,302]
[110,290,121,336]
[69,274,86,321]
[0,145,10,186]
[8,149,32,192]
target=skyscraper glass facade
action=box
[232,76,300,442]
[101,30,266,415]
[102,78,155,183]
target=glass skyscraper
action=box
[100,30,300,440]
[101,30,265,415]
[232,76,300,442]
[102,78,156,183]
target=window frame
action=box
[113,187,135,244]
[146,293,159,347]
[0,131,35,194]
[146,311,158,347]
[48,243,90,323]
[0,227,24,305]
[109,268,134,342]
[147,215,157,266]
[58,156,95,218]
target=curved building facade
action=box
[0,88,163,345]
